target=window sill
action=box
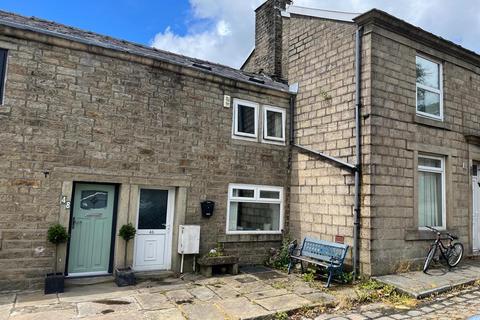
[218,233,283,243]
[405,228,459,241]
[414,115,451,130]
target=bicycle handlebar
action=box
[425,226,440,234]
[425,226,458,240]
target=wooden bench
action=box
[288,237,349,287]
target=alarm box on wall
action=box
[177,225,200,254]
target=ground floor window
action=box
[418,154,445,229]
[227,184,283,234]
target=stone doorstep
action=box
[373,262,480,299]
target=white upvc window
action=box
[418,154,446,230]
[232,99,258,140]
[226,184,283,234]
[416,55,443,120]
[263,105,286,143]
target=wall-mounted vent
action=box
[192,63,212,71]
[248,77,265,84]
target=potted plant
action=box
[115,223,136,287]
[45,223,68,294]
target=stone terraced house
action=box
[0,0,479,291]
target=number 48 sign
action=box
[61,196,71,209]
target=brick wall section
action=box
[368,25,480,274]
[242,0,291,78]
[0,33,290,290]
[284,15,373,274]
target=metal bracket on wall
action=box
[293,144,357,173]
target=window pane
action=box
[228,202,280,231]
[416,56,439,89]
[80,190,108,210]
[232,188,254,198]
[138,189,168,230]
[418,171,443,227]
[266,110,283,138]
[259,190,280,199]
[419,157,441,168]
[417,88,440,116]
[237,104,255,134]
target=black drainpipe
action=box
[353,26,364,280]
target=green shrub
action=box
[265,236,293,270]
[119,223,136,241]
[47,224,68,245]
[119,223,136,268]
[47,224,68,274]
[302,268,316,283]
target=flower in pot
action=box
[115,223,136,287]
[45,223,68,294]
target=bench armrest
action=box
[287,240,298,255]
[329,256,343,266]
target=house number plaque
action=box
[61,196,71,209]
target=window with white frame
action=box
[263,106,285,142]
[227,184,283,234]
[418,154,446,229]
[416,55,443,120]
[233,99,258,139]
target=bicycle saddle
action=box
[447,233,458,240]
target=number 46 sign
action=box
[61,196,71,209]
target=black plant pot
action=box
[44,273,64,294]
[115,267,136,287]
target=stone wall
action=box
[0,30,290,290]
[283,15,373,274]
[367,24,480,274]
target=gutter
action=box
[289,26,363,279]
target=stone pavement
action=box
[0,267,335,320]
[303,285,480,320]
[374,259,480,298]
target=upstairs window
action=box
[227,184,283,234]
[263,106,286,143]
[418,154,446,230]
[0,49,7,104]
[416,55,443,120]
[233,99,258,139]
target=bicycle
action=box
[423,226,464,273]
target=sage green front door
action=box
[68,183,116,275]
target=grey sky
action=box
[151,0,480,68]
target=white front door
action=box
[134,188,175,271]
[473,166,480,252]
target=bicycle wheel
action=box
[446,243,464,267]
[423,245,437,273]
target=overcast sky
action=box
[151,0,480,68]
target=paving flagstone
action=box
[216,296,272,319]
[254,293,312,312]
[135,293,175,310]
[180,302,225,320]
[145,308,186,320]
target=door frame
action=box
[133,186,176,271]
[64,181,119,277]
[473,164,480,253]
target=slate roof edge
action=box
[0,10,290,94]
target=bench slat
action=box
[291,255,341,268]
